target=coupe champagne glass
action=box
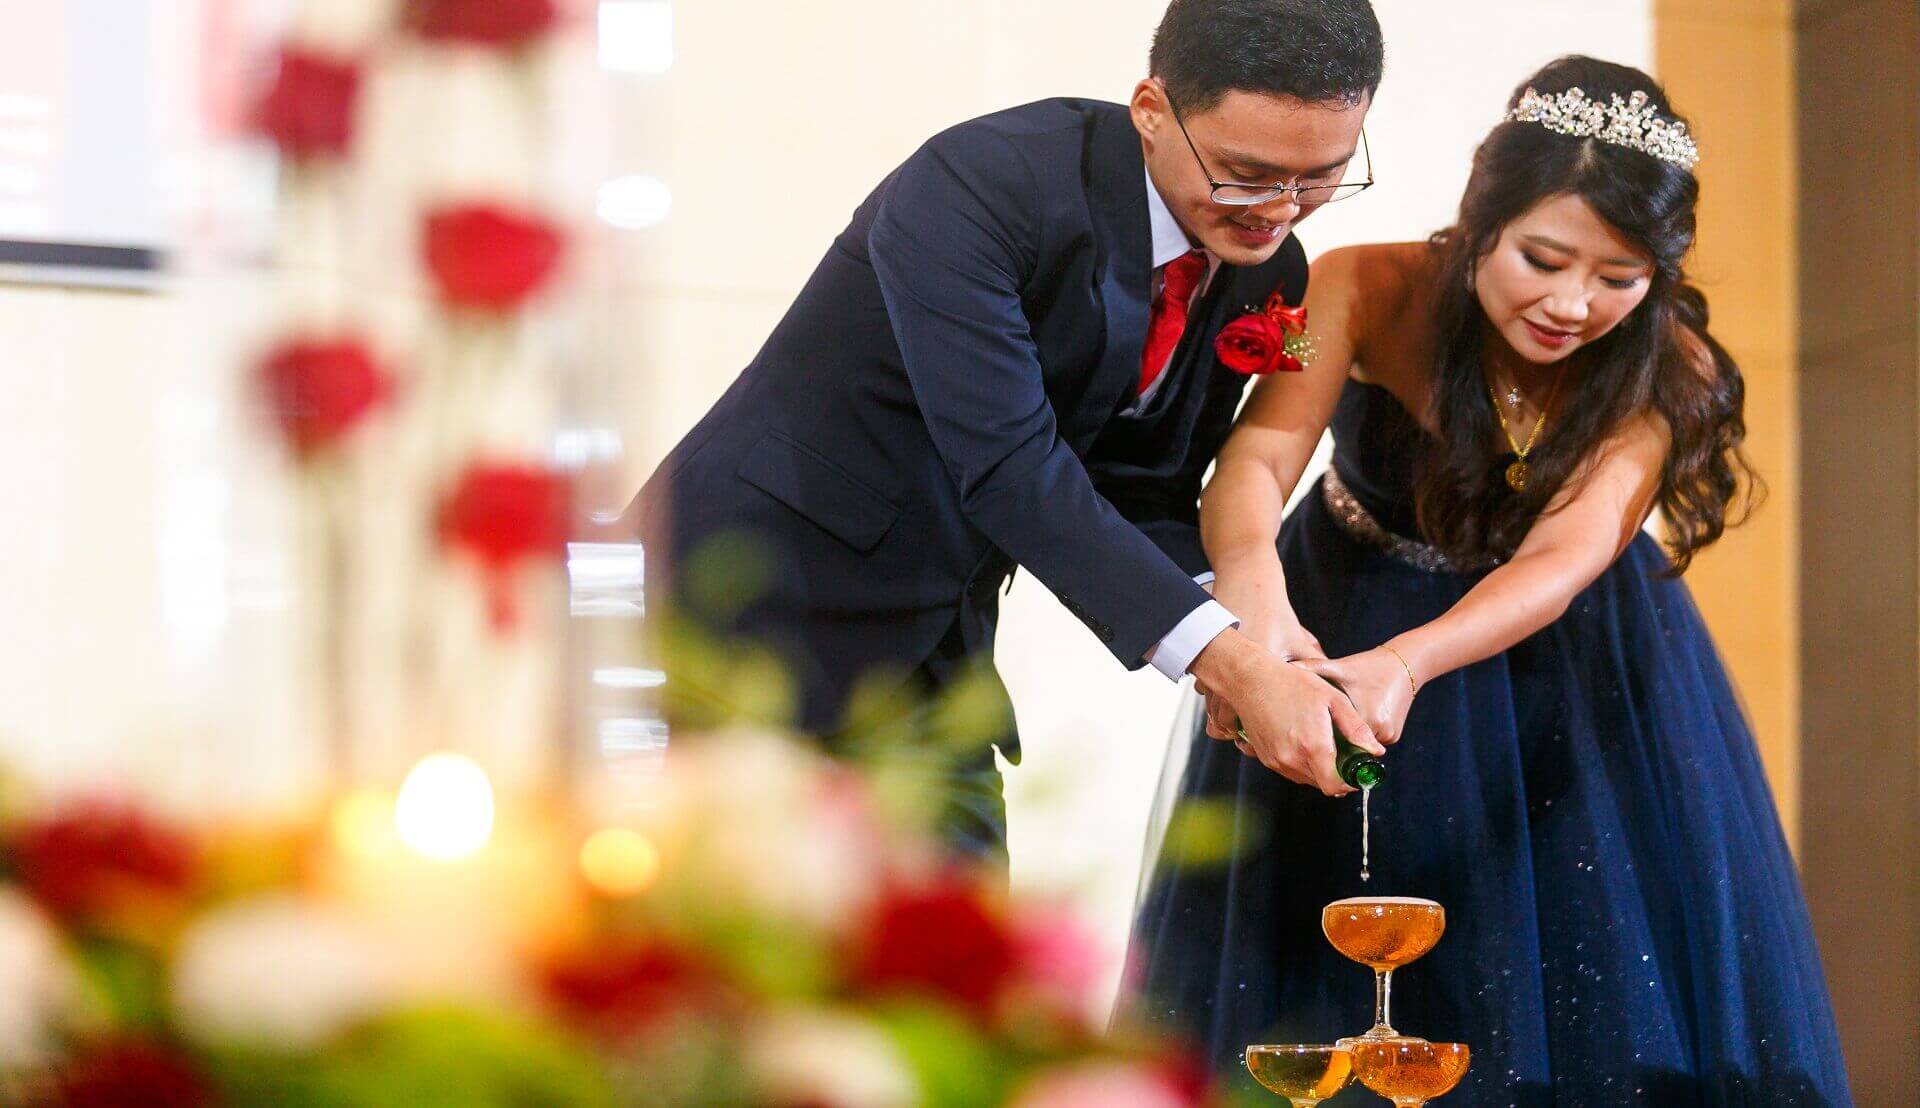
[1321,896,1445,1044]
[1351,1039,1470,1106]
[1244,1044,1354,1106]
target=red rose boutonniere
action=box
[1215,293,1316,376]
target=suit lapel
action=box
[1067,107,1153,451]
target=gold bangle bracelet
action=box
[1383,644,1419,696]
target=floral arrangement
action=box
[0,735,1217,1107]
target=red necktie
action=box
[1138,249,1208,395]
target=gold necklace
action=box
[1486,370,1563,491]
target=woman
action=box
[1129,57,1850,1106]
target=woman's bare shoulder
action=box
[1310,242,1433,306]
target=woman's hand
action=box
[1293,647,1417,749]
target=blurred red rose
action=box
[57,1039,216,1108]
[422,203,566,313]
[253,45,361,161]
[541,936,727,1038]
[437,462,570,630]
[851,872,1018,1018]
[401,0,561,48]
[256,335,392,459]
[11,802,198,928]
[1152,1050,1216,1105]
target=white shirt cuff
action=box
[1149,598,1239,680]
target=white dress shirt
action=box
[1138,168,1239,680]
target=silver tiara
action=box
[1505,86,1700,171]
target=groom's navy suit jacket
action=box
[629,98,1307,748]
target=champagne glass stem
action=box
[1375,967,1395,1035]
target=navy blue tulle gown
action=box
[1128,382,1851,1106]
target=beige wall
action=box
[0,276,317,814]
[1654,0,1801,844]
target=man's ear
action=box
[1130,78,1169,144]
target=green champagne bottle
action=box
[1335,734,1385,790]
[1231,722,1385,789]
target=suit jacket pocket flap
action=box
[737,433,901,554]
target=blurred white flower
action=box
[646,730,886,932]
[0,890,68,1068]
[172,895,396,1048]
[1008,1061,1196,1108]
[744,1007,918,1108]
[292,0,401,52]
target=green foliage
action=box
[874,1002,1017,1108]
[203,1005,616,1108]
[1158,800,1268,871]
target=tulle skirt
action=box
[1125,478,1852,1106]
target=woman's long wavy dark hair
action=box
[1415,56,1758,574]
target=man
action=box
[629,0,1386,858]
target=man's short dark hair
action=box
[1150,0,1384,113]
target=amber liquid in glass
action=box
[1322,896,1445,970]
[1245,1045,1354,1104]
[1352,1039,1471,1104]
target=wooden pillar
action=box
[1794,0,1920,1098]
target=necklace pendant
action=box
[1505,459,1530,491]
[1505,386,1523,408]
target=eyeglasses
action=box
[1166,92,1374,207]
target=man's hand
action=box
[1190,629,1383,796]
[1209,558,1325,664]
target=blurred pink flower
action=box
[1007,1061,1205,1108]
[1008,904,1109,1021]
[745,1007,918,1108]
[171,896,396,1048]
[644,731,888,934]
